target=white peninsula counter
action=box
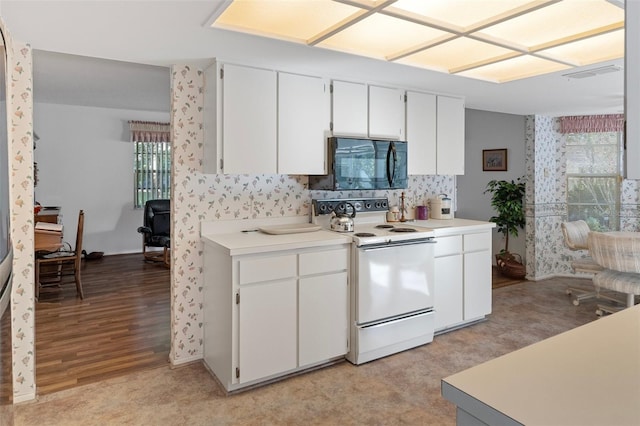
[442,304,640,426]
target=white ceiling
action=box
[0,0,625,116]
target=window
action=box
[134,141,171,208]
[130,121,171,209]
[565,131,622,231]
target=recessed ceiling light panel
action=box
[537,29,624,66]
[318,12,454,60]
[214,0,361,43]
[458,55,571,83]
[397,37,520,73]
[475,0,624,50]
[208,0,625,83]
[386,0,542,30]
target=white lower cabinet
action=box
[203,243,349,392]
[463,247,492,321]
[299,271,348,366]
[434,253,463,330]
[434,230,492,333]
[238,279,297,383]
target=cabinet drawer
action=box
[434,235,462,257]
[464,232,491,252]
[239,254,297,285]
[299,248,348,276]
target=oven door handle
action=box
[360,238,436,250]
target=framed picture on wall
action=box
[482,149,508,171]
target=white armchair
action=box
[561,220,603,305]
[588,231,640,316]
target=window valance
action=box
[559,114,625,134]
[129,121,171,142]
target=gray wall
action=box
[457,109,526,264]
[34,102,169,255]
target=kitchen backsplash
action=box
[204,174,455,220]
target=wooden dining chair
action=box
[35,210,85,299]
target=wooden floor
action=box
[17,253,170,398]
[492,266,527,289]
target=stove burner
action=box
[375,224,394,229]
[354,232,376,237]
[389,227,417,233]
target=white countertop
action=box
[202,229,352,256]
[201,217,495,256]
[412,218,496,236]
[442,304,640,426]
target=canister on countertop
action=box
[416,205,428,220]
[386,205,400,222]
[429,194,453,219]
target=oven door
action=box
[355,240,434,325]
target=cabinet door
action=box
[278,72,330,174]
[369,85,404,139]
[436,96,465,175]
[406,91,437,175]
[434,254,463,331]
[299,271,348,366]
[463,250,492,321]
[238,279,297,384]
[331,80,367,136]
[222,63,277,174]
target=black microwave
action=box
[309,137,408,191]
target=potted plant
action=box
[484,177,526,278]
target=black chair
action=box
[137,199,170,267]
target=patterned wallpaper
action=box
[525,115,640,280]
[169,64,455,363]
[7,37,36,401]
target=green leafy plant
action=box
[484,177,526,255]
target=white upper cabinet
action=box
[204,62,278,174]
[331,81,404,140]
[369,85,405,140]
[278,72,330,175]
[203,59,463,176]
[406,92,465,176]
[406,90,437,175]
[436,96,465,175]
[223,63,277,174]
[331,80,368,137]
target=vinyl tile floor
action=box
[4,277,604,426]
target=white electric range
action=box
[311,197,436,364]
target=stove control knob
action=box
[381,200,388,209]
[353,201,362,211]
[364,201,372,210]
